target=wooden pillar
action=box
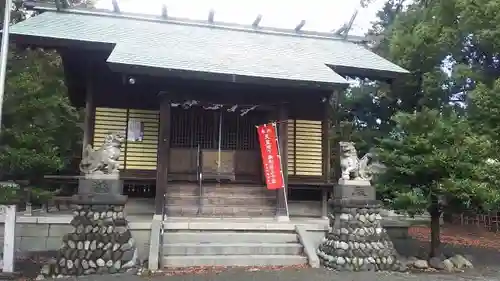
[321,189,328,219]
[276,103,289,220]
[332,90,342,182]
[81,77,95,156]
[322,94,332,183]
[155,95,172,216]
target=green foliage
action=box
[375,109,500,216]
[0,48,82,181]
[0,181,22,204]
[468,79,500,153]
[30,186,58,204]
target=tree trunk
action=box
[429,204,442,258]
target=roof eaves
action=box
[106,61,348,91]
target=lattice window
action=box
[287,119,323,176]
[170,107,262,150]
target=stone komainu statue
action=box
[339,141,385,181]
[79,132,125,175]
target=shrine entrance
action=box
[166,103,276,217]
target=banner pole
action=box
[0,0,17,277]
[273,122,289,219]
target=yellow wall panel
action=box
[92,107,127,168]
[93,107,160,171]
[287,119,323,177]
[286,120,295,174]
[125,109,159,170]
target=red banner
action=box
[257,123,284,190]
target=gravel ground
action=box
[39,268,500,281]
[9,224,500,281]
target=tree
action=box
[0,48,82,183]
[375,108,500,258]
[0,0,88,185]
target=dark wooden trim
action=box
[322,95,332,183]
[155,95,172,215]
[123,109,130,169]
[11,34,116,52]
[292,118,297,176]
[332,90,342,182]
[277,103,289,217]
[82,75,95,156]
[107,62,341,91]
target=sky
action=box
[94,0,387,36]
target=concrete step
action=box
[166,195,276,206]
[162,254,307,267]
[166,206,276,217]
[163,231,299,243]
[163,243,303,256]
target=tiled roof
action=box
[10,11,409,86]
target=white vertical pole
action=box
[0,0,15,274]
[0,0,12,127]
[2,205,17,273]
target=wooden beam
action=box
[331,90,341,181]
[295,20,306,32]
[208,9,215,23]
[155,95,172,215]
[82,74,95,158]
[252,14,262,28]
[112,0,120,13]
[276,103,289,219]
[322,94,332,183]
[161,4,168,19]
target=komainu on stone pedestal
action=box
[316,198,407,272]
[44,204,138,277]
[318,143,405,271]
[41,132,138,277]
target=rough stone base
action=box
[316,200,407,272]
[41,204,138,277]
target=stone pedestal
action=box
[316,179,406,272]
[42,174,138,277]
[73,173,127,205]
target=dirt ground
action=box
[6,223,500,280]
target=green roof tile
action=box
[11,11,409,85]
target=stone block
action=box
[335,180,375,201]
[17,223,49,237]
[148,218,162,270]
[48,224,73,237]
[45,237,63,250]
[78,177,122,195]
[131,230,151,259]
[20,237,48,251]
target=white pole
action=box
[2,205,16,273]
[0,0,15,274]
[0,0,12,127]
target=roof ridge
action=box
[24,1,369,43]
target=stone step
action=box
[165,205,276,217]
[163,243,303,256]
[162,254,307,267]
[168,185,274,195]
[166,195,276,207]
[168,189,275,197]
[163,231,298,243]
